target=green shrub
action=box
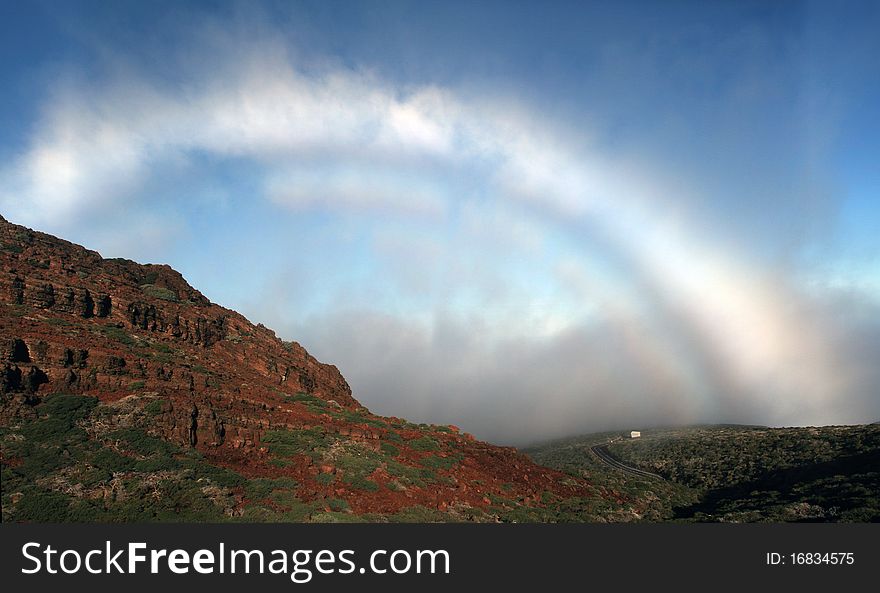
[74,466,113,488]
[327,498,350,512]
[310,511,370,523]
[343,476,379,492]
[12,488,73,522]
[408,436,440,451]
[93,325,136,346]
[13,448,67,480]
[245,477,298,500]
[17,395,97,454]
[65,500,102,522]
[315,472,335,485]
[187,463,245,489]
[280,503,317,522]
[281,392,329,415]
[380,443,400,457]
[261,428,333,459]
[39,394,99,422]
[143,399,167,416]
[109,428,177,457]
[239,505,280,522]
[540,490,557,504]
[267,490,316,521]
[420,453,463,470]
[336,447,385,490]
[388,505,448,523]
[21,417,84,442]
[148,479,222,522]
[333,409,387,428]
[386,460,436,487]
[152,342,173,354]
[140,284,179,302]
[133,457,180,473]
[91,448,136,473]
[282,392,324,406]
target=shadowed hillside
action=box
[525,425,880,522]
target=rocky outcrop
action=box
[7,338,30,363]
[0,215,357,449]
[0,363,48,394]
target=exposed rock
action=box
[1,364,23,394]
[61,348,89,368]
[189,404,199,447]
[7,339,30,363]
[128,301,161,331]
[96,294,111,317]
[57,287,76,313]
[79,289,95,318]
[23,366,48,392]
[33,283,55,308]
[106,357,127,374]
[11,276,25,304]
[63,368,78,385]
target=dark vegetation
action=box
[3,393,572,523]
[1,394,246,522]
[1,393,401,522]
[526,425,880,522]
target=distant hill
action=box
[1,214,623,522]
[525,425,880,522]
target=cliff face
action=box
[1,214,630,522]
[1,214,355,449]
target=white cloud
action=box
[3,31,878,442]
[266,164,448,219]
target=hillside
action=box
[0,214,626,522]
[525,425,880,522]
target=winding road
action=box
[590,444,665,481]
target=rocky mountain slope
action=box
[1,214,633,522]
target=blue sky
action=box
[1,0,878,443]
